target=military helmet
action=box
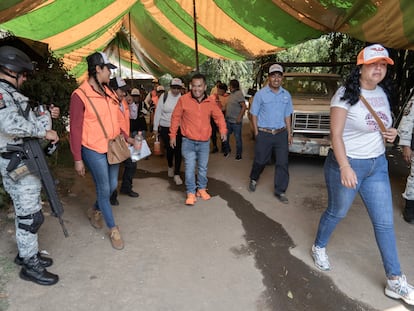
[0,45,34,73]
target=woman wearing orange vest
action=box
[69,52,125,250]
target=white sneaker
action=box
[385,275,414,305]
[311,245,331,271]
[174,175,183,185]
[168,167,174,177]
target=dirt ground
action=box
[1,123,414,311]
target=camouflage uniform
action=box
[398,95,414,200]
[397,94,414,223]
[0,80,52,258]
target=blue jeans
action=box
[314,150,401,277]
[224,121,243,156]
[82,146,119,228]
[181,137,210,194]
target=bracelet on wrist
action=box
[339,164,351,170]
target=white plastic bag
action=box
[129,139,152,162]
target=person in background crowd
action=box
[311,44,414,305]
[153,78,183,185]
[169,73,227,205]
[209,80,224,153]
[210,80,221,96]
[216,82,229,114]
[248,64,293,204]
[0,45,60,285]
[130,88,148,138]
[108,77,139,206]
[144,78,159,108]
[69,51,124,250]
[222,79,246,160]
[149,85,165,131]
[181,82,188,95]
[397,93,414,224]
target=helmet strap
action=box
[0,66,20,89]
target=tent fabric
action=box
[1,0,414,79]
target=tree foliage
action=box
[198,58,254,93]
[21,52,78,137]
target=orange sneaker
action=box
[196,189,211,200]
[185,193,197,205]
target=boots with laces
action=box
[109,226,124,250]
[87,207,103,229]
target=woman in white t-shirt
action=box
[153,78,183,185]
[311,44,414,305]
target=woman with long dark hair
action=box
[311,44,414,304]
[70,52,125,250]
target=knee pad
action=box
[18,210,44,234]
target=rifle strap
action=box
[78,88,108,139]
[359,95,386,132]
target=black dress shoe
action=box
[120,190,139,198]
[19,255,58,286]
[15,252,53,268]
[403,208,414,224]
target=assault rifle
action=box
[7,139,69,237]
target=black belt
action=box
[258,127,286,135]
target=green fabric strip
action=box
[214,0,323,47]
[155,0,245,60]
[130,2,208,70]
[0,0,115,40]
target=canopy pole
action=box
[192,0,199,72]
[129,12,133,85]
[116,32,121,76]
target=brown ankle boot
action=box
[87,207,103,229]
[109,226,124,250]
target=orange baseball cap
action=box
[357,44,394,65]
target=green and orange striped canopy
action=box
[1,0,413,79]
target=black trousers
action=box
[159,126,182,175]
[120,157,137,193]
[249,130,289,195]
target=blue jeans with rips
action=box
[314,149,401,277]
[181,137,210,194]
[82,146,120,229]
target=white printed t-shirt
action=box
[331,86,392,159]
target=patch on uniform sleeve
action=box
[0,93,5,109]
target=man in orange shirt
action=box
[170,73,227,205]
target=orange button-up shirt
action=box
[169,92,227,141]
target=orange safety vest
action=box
[74,81,122,154]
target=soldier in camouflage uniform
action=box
[398,93,414,224]
[0,46,60,285]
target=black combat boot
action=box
[403,199,414,224]
[19,254,59,285]
[14,252,53,267]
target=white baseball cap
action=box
[357,44,394,65]
[269,64,284,74]
[131,88,140,95]
[170,78,183,87]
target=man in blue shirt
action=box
[248,64,293,203]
